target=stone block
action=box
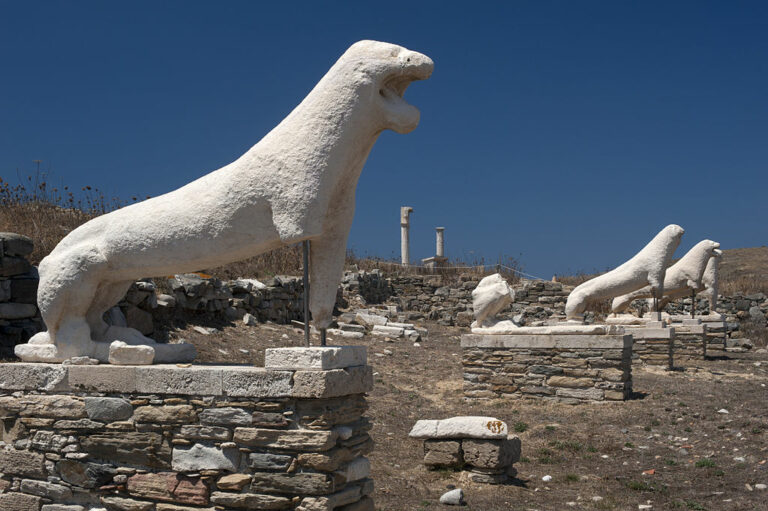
[248,452,294,471]
[134,405,196,424]
[462,436,521,469]
[178,425,231,441]
[555,387,604,400]
[222,367,292,398]
[626,328,675,340]
[69,365,139,393]
[101,496,155,511]
[292,366,373,399]
[81,432,171,469]
[84,397,133,422]
[109,341,155,365]
[234,428,338,451]
[217,473,251,491]
[0,363,69,391]
[0,302,37,319]
[20,479,73,500]
[250,472,335,495]
[199,407,251,426]
[172,443,240,472]
[423,440,462,468]
[56,459,116,488]
[0,449,45,477]
[156,505,215,511]
[409,416,508,439]
[461,334,632,350]
[135,366,222,395]
[0,493,41,511]
[126,472,208,506]
[209,491,292,509]
[0,233,33,256]
[18,394,86,418]
[546,376,594,388]
[42,505,85,511]
[0,256,31,277]
[265,346,367,370]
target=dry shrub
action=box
[720,276,768,296]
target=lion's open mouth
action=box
[380,75,417,102]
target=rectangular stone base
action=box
[461,334,633,402]
[0,347,374,511]
[624,326,675,367]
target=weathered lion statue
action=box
[564,224,685,322]
[16,40,434,363]
[611,239,720,314]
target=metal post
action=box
[320,328,327,347]
[690,290,696,319]
[302,240,310,347]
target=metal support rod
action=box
[691,290,696,318]
[302,240,310,347]
[320,328,327,347]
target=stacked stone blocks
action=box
[462,334,633,403]
[0,233,41,357]
[0,346,374,511]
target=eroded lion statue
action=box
[17,40,434,363]
[564,224,685,322]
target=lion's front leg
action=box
[308,208,353,331]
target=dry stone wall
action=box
[0,233,41,357]
[461,334,633,403]
[0,347,374,511]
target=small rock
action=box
[108,341,154,365]
[717,409,729,414]
[243,313,258,326]
[439,488,465,506]
[756,484,767,491]
[542,475,552,482]
[592,496,603,502]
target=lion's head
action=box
[339,40,434,134]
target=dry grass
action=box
[0,173,524,282]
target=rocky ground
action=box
[173,318,768,511]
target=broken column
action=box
[400,206,413,266]
[422,227,448,269]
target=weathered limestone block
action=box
[84,396,134,422]
[0,449,45,477]
[20,479,74,500]
[81,432,171,469]
[172,443,240,472]
[409,416,508,439]
[134,405,197,424]
[250,472,336,495]
[126,472,208,506]
[292,366,373,399]
[462,437,521,469]
[234,428,338,451]
[209,491,292,509]
[0,492,41,511]
[265,346,367,370]
[423,440,463,468]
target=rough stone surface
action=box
[265,346,367,370]
[85,397,133,422]
[172,443,239,472]
[409,416,508,439]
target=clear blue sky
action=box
[2,1,766,278]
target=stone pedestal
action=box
[0,346,374,511]
[409,417,521,484]
[623,326,676,367]
[461,332,633,403]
